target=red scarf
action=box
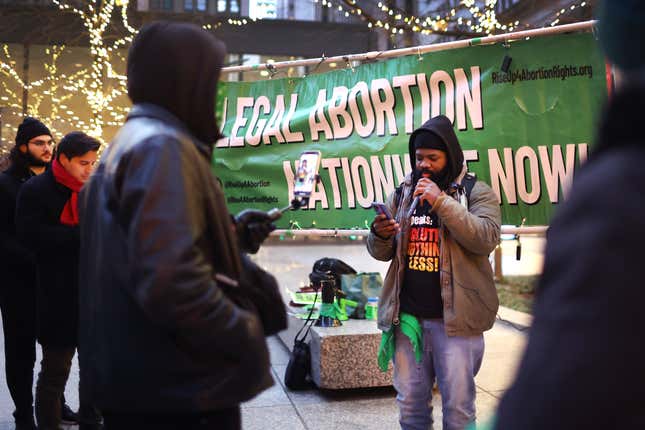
[52,159,83,226]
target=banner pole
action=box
[222,20,597,75]
[271,226,548,238]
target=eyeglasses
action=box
[28,138,55,147]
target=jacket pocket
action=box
[456,284,497,332]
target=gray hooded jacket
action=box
[367,115,501,336]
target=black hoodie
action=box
[127,21,226,147]
[408,115,464,190]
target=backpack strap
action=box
[294,291,318,343]
[461,173,476,201]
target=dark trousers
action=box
[103,407,241,430]
[35,346,102,429]
[0,273,37,422]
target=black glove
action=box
[234,209,276,254]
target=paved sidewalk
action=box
[0,239,535,429]
[0,325,527,430]
[241,320,526,430]
[241,240,530,429]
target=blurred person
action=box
[15,131,101,430]
[493,1,645,429]
[368,115,501,430]
[295,159,309,182]
[0,118,77,429]
[77,21,275,430]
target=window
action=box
[150,0,173,11]
[217,0,240,14]
[184,0,206,11]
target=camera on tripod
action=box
[308,269,344,327]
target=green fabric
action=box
[377,313,423,372]
[319,302,336,318]
[318,301,349,321]
[340,298,358,308]
[333,301,349,321]
[467,416,495,430]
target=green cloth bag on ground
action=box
[340,272,383,319]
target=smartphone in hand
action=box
[371,202,393,220]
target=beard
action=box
[413,166,450,190]
[25,150,49,167]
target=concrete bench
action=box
[278,312,393,389]
[253,239,393,389]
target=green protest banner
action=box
[214,32,608,229]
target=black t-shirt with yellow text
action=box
[400,202,443,319]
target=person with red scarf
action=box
[15,131,101,430]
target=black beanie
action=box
[597,0,645,72]
[413,130,446,152]
[15,117,52,146]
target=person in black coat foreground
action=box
[78,22,279,430]
[494,1,645,428]
[16,131,101,430]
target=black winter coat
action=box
[15,168,80,347]
[78,104,271,413]
[0,163,36,270]
[494,85,645,428]
[0,163,38,319]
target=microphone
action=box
[407,196,420,218]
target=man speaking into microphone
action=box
[367,115,501,430]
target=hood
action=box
[126,21,226,147]
[594,82,645,157]
[408,115,464,187]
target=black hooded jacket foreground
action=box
[127,21,225,146]
[78,22,271,413]
[494,84,645,429]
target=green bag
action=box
[340,272,383,319]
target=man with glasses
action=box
[16,131,102,430]
[0,117,77,430]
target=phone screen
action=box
[294,150,321,197]
[372,202,392,220]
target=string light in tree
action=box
[317,0,518,37]
[0,43,101,149]
[1,0,134,148]
[549,1,589,27]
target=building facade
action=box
[0,0,594,150]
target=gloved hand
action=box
[234,209,276,254]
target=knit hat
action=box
[413,129,447,152]
[597,0,645,71]
[15,117,52,146]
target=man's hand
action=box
[371,214,400,240]
[413,178,442,206]
[235,209,276,254]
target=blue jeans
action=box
[393,319,484,430]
